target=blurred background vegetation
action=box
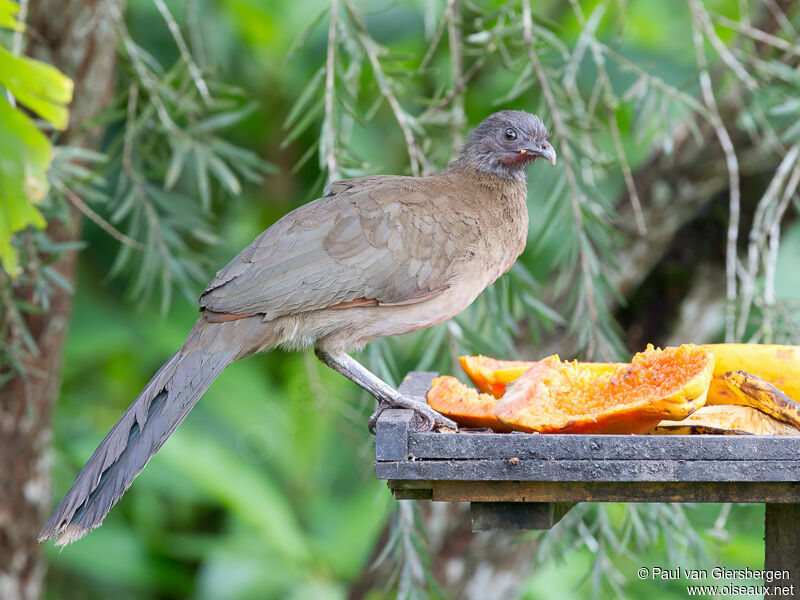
[2,0,799,598]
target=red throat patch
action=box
[503,153,536,166]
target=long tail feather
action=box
[39,318,244,546]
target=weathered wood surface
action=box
[408,431,800,461]
[470,502,575,532]
[377,459,800,482]
[391,480,800,503]
[764,504,800,598]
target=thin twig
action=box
[11,0,27,55]
[53,178,144,250]
[567,0,645,235]
[122,83,139,173]
[522,0,608,359]
[689,0,742,343]
[111,3,178,132]
[419,58,483,120]
[446,0,466,154]
[764,0,797,38]
[417,7,448,74]
[763,149,800,339]
[153,0,212,106]
[600,45,711,120]
[345,1,430,176]
[323,0,340,182]
[693,0,758,91]
[763,161,800,342]
[608,108,646,235]
[710,12,800,56]
[563,0,605,115]
[739,143,799,337]
[0,269,31,356]
[121,82,171,263]
[185,0,208,68]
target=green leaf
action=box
[0,0,24,32]
[164,138,191,190]
[0,93,50,276]
[206,154,241,195]
[186,103,257,135]
[0,45,74,129]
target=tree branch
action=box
[689,0,742,343]
[323,0,339,182]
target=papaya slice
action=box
[493,345,714,434]
[457,355,549,397]
[426,375,512,432]
[704,344,800,405]
[722,370,800,429]
[652,404,800,435]
[460,355,621,399]
[459,344,800,403]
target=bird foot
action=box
[368,394,458,434]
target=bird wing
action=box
[199,175,478,319]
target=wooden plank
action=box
[387,480,433,490]
[407,430,800,462]
[393,488,433,500]
[397,371,438,399]
[384,373,800,463]
[418,481,800,503]
[375,410,413,461]
[764,504,800,598]
[376,459,800,482]
[470,502,575,532]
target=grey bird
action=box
[39,110,556,545]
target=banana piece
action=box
[652,404,800,435]
[704,344,800,405]
[722,370,800,429]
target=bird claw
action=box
[368,394,458,434]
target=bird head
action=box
[458,110,556,180]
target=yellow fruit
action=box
[652,404,800,435]
[459,344,800,404]
[703,344,800,405]
[722,370,800,428]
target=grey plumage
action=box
[40,110,555,546]
[200,176,475,317]
[39,317,267,545]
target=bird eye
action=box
[504,128,518,141]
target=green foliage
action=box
[0,45,73,128]
[0,0,72,276]
[10,0,798,598]
[0,0,23,31]
[0,94,48,274]
[99,18,275,311]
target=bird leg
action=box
[314,349,458,433]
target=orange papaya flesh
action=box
[459,355,619,399]
[426,375,512,432]
[460,344,800,403]
[493,345,714,434]
[457,355,545,397]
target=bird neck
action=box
[442,158,528,204]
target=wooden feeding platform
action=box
[374,372,800,580]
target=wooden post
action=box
[765,504,800,599]
[470,502,574,532]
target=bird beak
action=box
[520,141,557,165]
